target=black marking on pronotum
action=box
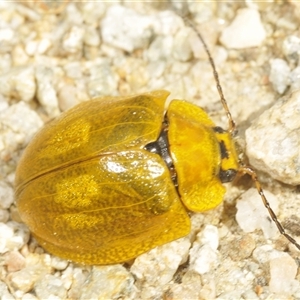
[213,126,226,133]
[219,140,229,160]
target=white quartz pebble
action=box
[220,8,266,49]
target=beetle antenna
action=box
[181,15,300,251]
[240,165,300,250]
[182,17,236,135]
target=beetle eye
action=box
[219,168,237,183]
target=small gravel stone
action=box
[130,237,191,299]
[146,35,174,62]
[246,90,300,185]
[37,38,51,55]
[0,280,15,300]
[21,293,38,300]
[173,27,193,62]
[152,10,183,36]
[0,209,9,223]
[50,256,69,271]
[83,25,100,47]
[7,253,52,294]
[35,65,60,118]
[282,35,300,65]
[62,25,84,54]
[0,53,12,74]
[0,222,14,253]
[0,94,8,112]
[15,4,40,22]
[236,188,279,240]
[78,265,135,300]
[0,102,43,162]
[101,5,153,52]
[269,58,291,94]
[66,266,89,299]
[241,289,260,300]
[189,225,219,275]
[57,83,79,111]
[25,40,38,56]
[269,255,299,295]
[220,8,266,49]
[12,45,29,66]
[34,274,67,300]
[65,3,83,25]
[63,62,82,79]
[0,221,30,252]
[0,66,35,102]
[227,235,256,261]
[215,261,255,299]
[289,65,300,91]
[167,271,202,300]
[118,57,149,92]
[86,58,119,97]
[4,250,26,272]
[0,180,14,209]
[252,245,286,264]
[0,27,14,43]
[80,2,106,25]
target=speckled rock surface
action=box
[1,2,300,299]
[246,90,300,185]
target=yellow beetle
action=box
[15,89,239,265]
[15,18,300,265]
